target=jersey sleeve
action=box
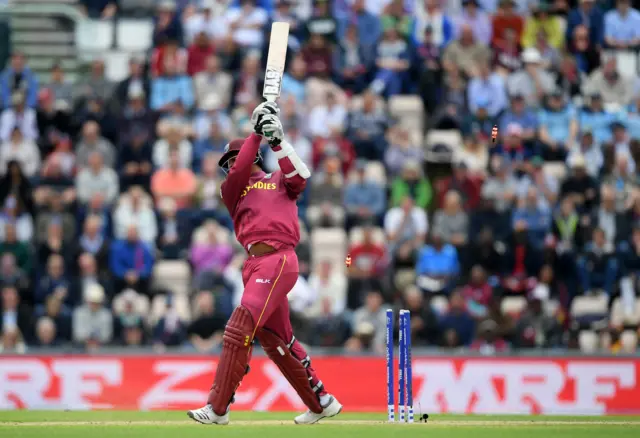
[220,133,262,212]
[271,140,311,199]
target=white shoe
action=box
[294,395,343,424]
[187,404,229,425]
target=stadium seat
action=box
[610,297,640,327]
[112,289,150,319]
[571,293,609,326]
[430,295,449,315]
[310,227,347,269]
[349,94,386,111]
[148,293,191,326]
[620,330,638,353]
[543,162,567,181]
[424,130,462,163]
[544,299,560,318]
[103,51,130,82]
[501,296,527,317]
[116,19,154,52]
[394,269,416,291]
[615,51,638,77]
[346,161,387,185]
[191,221,232,246]
[348,226,385,245]
[389,95,424,134]
[152,260,191,296]
[75,19,113,53]
[578,330,599,353]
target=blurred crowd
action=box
[1,0,640,355]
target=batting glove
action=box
[256,114,284,146]
[251,101,280,129]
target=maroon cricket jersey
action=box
[220,134,306,251]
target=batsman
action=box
[188,102,343,425]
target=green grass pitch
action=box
[0,411,639,438]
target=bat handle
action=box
[264,96,277,103]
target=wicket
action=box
[386,308,413,423]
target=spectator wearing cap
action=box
[370,26,410,97]
[414,0,454,47]
[513,187,551,247]
[0,91,38,143]
[608,121,636,170]
[454,0,492,46]
[194,54,233,112]
[583,55,635,107]
[390,161,432,210]
[72,283,113,349]
[578,93,617,145]
[578,227,619,295]
[442,23,491,78]
[344,160,386,229]
[568,24,601,76]
[0,52,38,108]
[76,121,117,169]
[522,2,563,49]
[507,48,555,108]
[346,92,389,160]
[118,127,153,192]
[114,57,150,113]
[153,1,183,47]
[467,61,508,118]
[439,290,475,346]
[73,60,114,106]
[604,0,640,49]
[0,285,32,343]
[566,0,604,47]
[151,150,198,210]
[538,90,578,161]
[45,63,74,109]
[110,225,154,296]
[0,126,40,178]
[491,0,524,48]
[76,151,119,206]
[335,24,373,94]
[562,154,600,214]
[151,59,195,113]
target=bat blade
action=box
[263,22,290,102]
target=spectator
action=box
[307,260,348,320]
[454,0,492,46]
[0,228,32,275]
[187,291,226,352]
[416,26,444,115]
[113,290,147,347]
[78,215,110,271]
[579,226,619,295]
[370,26,410,97]
[150,61,195,113]
[568,25,601,75]
[154,124,193,169]
[113,186,158,245]
[151,150,198,209]
[72,283,113,350]
[71,252,113,306]
[462,265,493,318]
[416,232,460,294]
[153,294,187,349]
[232,53,261,108]
[152,1,183,47]
[35,294,71,343]
[566,0,604,47]
[583,55,634,107]
[507,49,555,108]
[335,24,372,94]
[522,2,563,49]
[0,285,32,343]
[193,96,232,145]
[603,154,639,212]
[76,121,117,169]
[77,93,118,146]
[119,88,154,148]
[384,125,423,178]
[0,52,38,108]
[491,0,525,48]
[414,0,454,47]
[194,55,233,111]
[517,156,558,210]
[578,93,617,145]
[538,90,578,160]
[346,91,389,160]
[470,319,508,354]
[345,290,386,353]
[36,89,73,156]
[109,225,155,296]
[156,197,182,259]
[552,196,585,252]
[403,285,440,345]
[190,220,233,277]
[586,185,623,246]
[114,57,151,113]
[118,126,153,191]
[0,127,40,178]
[347,225,387,308]
[604,0,640,50]
[493,27,523,75]
[76,152,119,206]
[187,32,216,77]
[73,59,113,105]
[513,187,551,247]
[382,0,412,39]
[0,196,33,243]
[384,196,428,267]
[436,161,482,210]
[344,161,386,228]
[339,0,381,49]
[224,0,268,49]
[467,61,508,118]
[301,32,333,80]
[35,193,75,244]
[432,191,469,247]
[36,219,72,279]
[35,254,70,306]
[305,0,338,43]
[390,161,432,210]
[184,1,227,45]
[466,227,506,277]
[439,290,475,347]
[80,0,117,19]
[307,156,345,227]
[0,92,38,143]
[514,291,562,348]
[618,226,640,313]
[502,221,541,294]
[194,153,227,223]
[442,24,491,78]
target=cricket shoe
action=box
[294,395,343,425]
[187,404,229,425]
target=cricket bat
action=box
[263,22,290,103]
